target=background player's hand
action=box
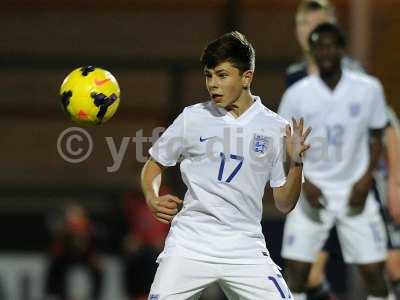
[388,178,400,224]
[303,178,325,209]
[285,118,312,164]
[348,174,373,216]
[147,194,182,224]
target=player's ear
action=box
[241,70,253,89]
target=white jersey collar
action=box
[312,70,349,97]
[213,96,262,125]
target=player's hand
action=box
[285,118,312,164]
[303,178,325,209]
[146,194,183,224]
[348,174,373,216]
[388,178,400,224]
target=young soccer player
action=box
[286,1,361,298]
[279,23,389,300]
[141,31,311,299]
[285,1,400,299]
[376,110,400,300]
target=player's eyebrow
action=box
[203,67,229,75]
[215,68,229,74]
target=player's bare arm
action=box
[141,158,183,224]
[386,126,400,224]
[348,128,384,214]
[273,118,312,214]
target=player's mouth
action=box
[211,94,223,102]
[319,58,337,70]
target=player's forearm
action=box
[140,158,164,204]
[273,163,303,214]
[386,127,400,182]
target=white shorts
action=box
[281,191,387,264]
[148,256,292,300]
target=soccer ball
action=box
[60,66,120,125]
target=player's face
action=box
[310,32,343,75]
[296,10,333,52]
[204,62,251,108]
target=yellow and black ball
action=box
[60,66,120,125]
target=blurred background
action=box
[1,0,399,299]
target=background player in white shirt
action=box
[375,108,400,300]
[286,2,356,298]
[286,1,400,299]
[141,31,311,299]
[279,23,389,300]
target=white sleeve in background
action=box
[369,80,389,129]
[278,88,299,122]
[149,110,186,166]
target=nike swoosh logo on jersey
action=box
[199,136,216,142]
[94,78,111,86]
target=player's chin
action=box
[319,61,338,74]
[213,100,226,107]
[213,98,229,108]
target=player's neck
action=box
[226,91,254,118]
[305,53,319,75]
[320,69,342,91]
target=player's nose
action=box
[207,75,219,90]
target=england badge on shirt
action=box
[252,134,270,156]
[349,102,361,118]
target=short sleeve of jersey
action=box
[270,127,287,188]
[149,111,186,166]
[369,80,388,129]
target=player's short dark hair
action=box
[296,0,336,23]
[308,22,347,48]
[200,31,255,73]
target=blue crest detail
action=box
[349,103,361,117]
[253,134,269,154]
[149,294,160,300]
[286,234,295,246]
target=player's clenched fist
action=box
[147,194,183,224]
[348,174,373,216]
[303,179,325,209]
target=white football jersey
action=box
[279,70,388,195]
[149,97,288,264]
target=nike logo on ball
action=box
[94,78,111,86]
[200,136,216,142]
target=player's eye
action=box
[218,73,228,78]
